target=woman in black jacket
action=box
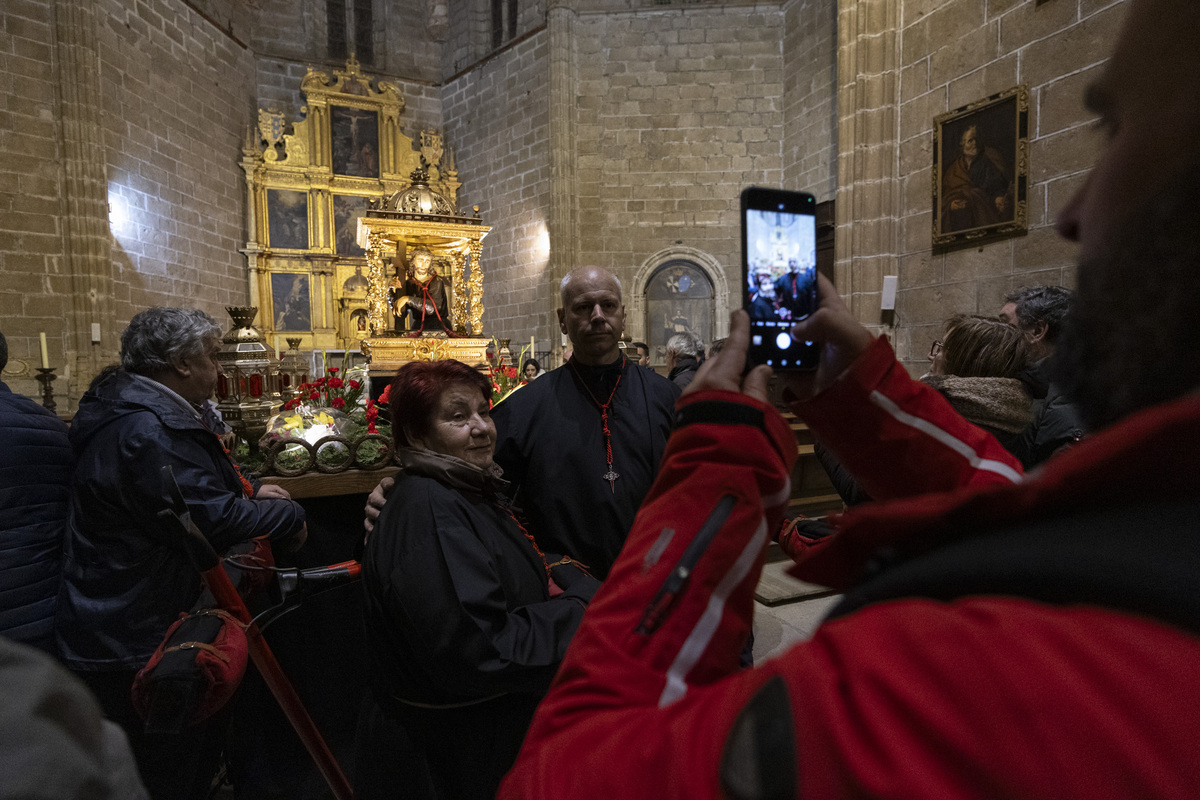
[360,359,598,800]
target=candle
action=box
[530,335,535,356]
[39,332,48,369]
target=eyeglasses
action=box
[929,340,944,358]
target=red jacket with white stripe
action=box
[498,337,1200,800]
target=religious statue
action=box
[388,246,453,336]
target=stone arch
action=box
[629,247,731,366]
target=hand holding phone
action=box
[740,187,819,370]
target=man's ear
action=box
[171,355,193,379]
[1028,322,1049,344]
[557,307,567,334]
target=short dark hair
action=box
[120,308,221,376]
[389,359,492,449]
[631,341,649,355]
[942,314,1029,380]
[1004,285,1075,345]
[0,332,7,373]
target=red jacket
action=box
[499,338,1200,800]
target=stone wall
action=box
[571,3,786,346]
[442,31,552,350]
[0,0,256,408]
[0,0,71,402]
[841,0,1130,374]
[783,0,837,201]
[99,0,257,323]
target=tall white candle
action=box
[39,332,49,369]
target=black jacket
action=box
[0,382,72,653]
[668,356,701,390]
[56,370,305,669]
[363,470,597,707]
[1018,359,1087,468]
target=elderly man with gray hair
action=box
[56,307,306,800]
[665,331,704,390]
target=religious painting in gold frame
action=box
[932,85,1029,250]
[266,189,310,251]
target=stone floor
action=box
[752,593,841,663]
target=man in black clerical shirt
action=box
[490,267,680,579]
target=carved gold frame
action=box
[932,85,1029,250]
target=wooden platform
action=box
[260,466,398,499]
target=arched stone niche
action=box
[630,247,731,366]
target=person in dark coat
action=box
[56,307,307,800]
[361,359,599,800]
[0,332,72,655]
[999,285,1087,465]
[665,332,703,390]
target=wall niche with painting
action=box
[241,56,462,351]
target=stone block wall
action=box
[783,0,837,201]
[887,0,1129,373]
[98,0,257,324]
[442,31,552,347]
[0,0,70,402]
[571,3,786,344]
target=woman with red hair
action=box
[359,359,598,800]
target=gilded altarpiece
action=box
[240,57,467,353]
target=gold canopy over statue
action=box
[357,166,491,371]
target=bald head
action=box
[560,267,622,306]
[557,266,626,365]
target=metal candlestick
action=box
[35,367,57,414]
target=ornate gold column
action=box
[365,232,392,336]
[54,0,118,403]
[467,241,485,337]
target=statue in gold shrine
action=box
[389,247,453,336]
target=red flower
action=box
[327,367,339,375]
[331,397,346,410]
[328,377,344,389]
[505,366,518,380]
[283,398,299,410]
[315,377,327,387]
[349,379,361,390]
[367,422,377,434]
[309,391,320,401]
[366,406,378,420]
[379,385,391,404]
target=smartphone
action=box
[740,186,819,370]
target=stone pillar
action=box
[54,0,117,400]
[546,0,578,350]
[835,0,900,335]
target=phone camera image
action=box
[740,187,819,371]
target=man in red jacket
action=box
[500,1,1200,797]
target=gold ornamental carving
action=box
[240,58,466,353]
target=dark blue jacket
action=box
[0,382,72,654]
[56,370,305,669]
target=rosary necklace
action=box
[567,355,625,493]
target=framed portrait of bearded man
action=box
[933,85,1029,249]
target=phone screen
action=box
[741,187,819,370]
